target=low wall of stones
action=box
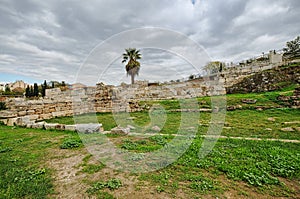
[0,63,286,126]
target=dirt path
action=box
[128,132,300,143]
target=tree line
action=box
[25,80,66,98]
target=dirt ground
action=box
[45,145,300,199]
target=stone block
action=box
[55,124,65,131]
[44,123,59,130]
[65,125,76,131]
[18,111,27,117]
[76,123,103,134]
[7,118,17,126]
[15,116,31,127]
[31,122,45,129]
[28,114,39,121]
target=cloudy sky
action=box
[0,0,299,85]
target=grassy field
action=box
[1,86,299,198]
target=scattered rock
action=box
[265,128,272,131]
[241,99,257,104]
[223,127,232,129]
[110,126,130,135]
[227,106,236,111]
[281,127,295,132]
[283,121,300,125]
[151,126,161,132]
[236,105,243,109]
[255,107,264,111]
[267,117,276,122]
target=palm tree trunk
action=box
[131,75,135,84]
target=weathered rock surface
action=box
[110,126,130,135]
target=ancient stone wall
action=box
[0,62,290,126]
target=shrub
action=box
[60,138,82,149]
[87,179,122,193]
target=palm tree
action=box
[122,48,142,84]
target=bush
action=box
[88,179,122,193]
[60,138,82,149]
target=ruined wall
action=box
[0,62,287,126]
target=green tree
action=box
[283,36,300,59]
[25,85,30,98]
[4,86,11,94]
[41,80,47,97]
[30,86,34,97]
[33,83,39,97]
[122,48,142,84]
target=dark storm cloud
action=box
[0,0,299,85]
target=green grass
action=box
[0,125,80,198]
[2,86,300,198]
[137,137,300,196]
[47,107,299,140]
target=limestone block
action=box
[0,110,18,119]
[44,123,59,130]
[65,125,76,131]
[27,110,35,115]
[28,114,39,121]
[55,124,65,131]
[31,122,45,129]
[18,111,27,117]
[76,123,103,133]
[40,113,52,120]
[52,111,63,118]
[15,116,31,127]
[0,119,8,125]
[7,118,17,126]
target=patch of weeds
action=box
[60,138,82,149]
[189,178,216,193]
[0,147,13,153]
[87,179,122,193]
[156,185,165,193]
[121,139,137,150]
[149,135,167,145]
[95,191,115,199]
[243,172,280,186]
[82,164,105,174]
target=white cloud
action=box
[0,0,299,85]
